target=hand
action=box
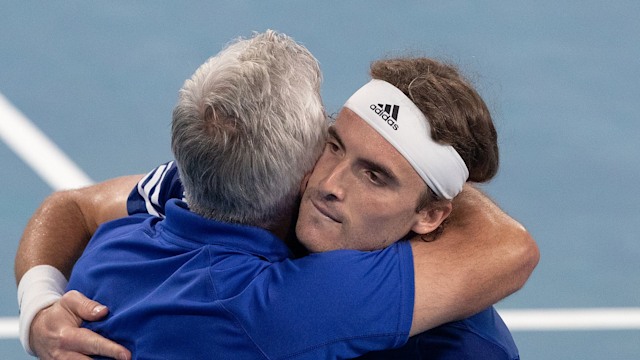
[29,290,131,360]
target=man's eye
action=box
[365,171,383,185]
[326,141,340,153]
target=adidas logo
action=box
[369,103,400,130]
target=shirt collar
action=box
[160,199,292,262]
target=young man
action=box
[16,32,537,359]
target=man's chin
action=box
[296,224,336,253]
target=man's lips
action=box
[310,198,342,223]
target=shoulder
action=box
[127,161,185,217]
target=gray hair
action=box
[171,30,327,227]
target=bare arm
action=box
[409,184,539,335]
[15,175,142,359]
[17,178,536,354]
[15,175,143,282]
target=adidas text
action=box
[369,104,399,130]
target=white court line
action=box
[0,318,18,339]
[2,308,640,339]
[500,307,640,331]
[0,93,94,190]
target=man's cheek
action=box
[299,172,312,195]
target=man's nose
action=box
[317,161,349,201]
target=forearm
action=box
[410,184,539,335]
[15,175,141,355]
[15,175,142,282]
[15,191,93,282]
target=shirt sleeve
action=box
[126,161,185,217]
[221,241,415,360]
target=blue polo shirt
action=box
[68,199,414,359]
[122,161,520,359]
[360,307,519,359]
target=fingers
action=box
[30,291,132,360]
[59,290,109,322]
[58,327,131,360]
[57,292,131,359]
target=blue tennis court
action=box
[2,1,639,359]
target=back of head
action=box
[370,57,499,184]
[171,30,327,227]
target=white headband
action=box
[343,79,469,199]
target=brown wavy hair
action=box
[370,57,499,240]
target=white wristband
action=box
[17,265,68,356]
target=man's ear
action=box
[410,201,453,235]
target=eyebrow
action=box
[328,126,400,186]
